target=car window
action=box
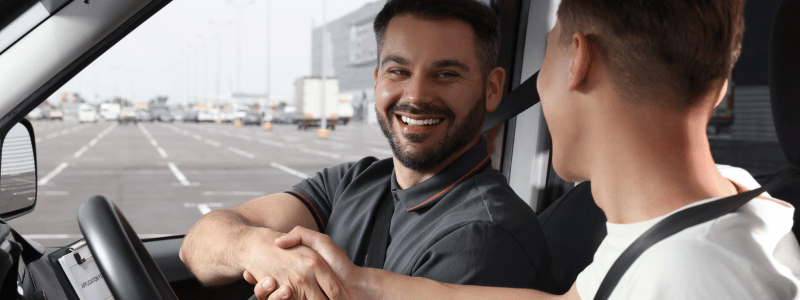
[8,0,396,247]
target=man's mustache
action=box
[389,103,454,119]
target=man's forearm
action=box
[180,209,279,285]
[355,268,568,300]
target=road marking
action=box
[236,134,253,141]
[41,191,69,196]
[368,147,393,156]
[297,147,341,159]
[22,234,174,240]
[72,123,116,159]
[45,133,59,139]
[38,162,68,186]
[202,191,264,196]
[157,147,168,158]
[167,162,191,186]
[314,139,347,148]
[228,147,255,159]
[73,146,89,158]
[183,202,223,215]
[35,138,42,144]
[270,162,310,179]
[139,123,169,158]
[280,135,302,141]
[258,139,286,148]
[192,134,202,140]
[204,139,221,147]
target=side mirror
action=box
[0,119,37,220]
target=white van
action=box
[77,104,98,123]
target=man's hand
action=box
[275,226,360,284]
[249,227,364,300]
[241,227,345,300]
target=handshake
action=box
[241,227,360,300]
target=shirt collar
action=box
[391,135,492,212]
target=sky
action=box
[54,0,377,107]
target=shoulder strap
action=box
[594,166,800,300]
[483,72,540,132]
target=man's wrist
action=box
[236,226,283,272]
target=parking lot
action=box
[8,119,392,247]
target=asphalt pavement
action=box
[8,119,393,247]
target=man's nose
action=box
[402,75,434,105]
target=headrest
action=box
[769,0,800,168]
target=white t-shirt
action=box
[576,165,800,300]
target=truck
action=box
[99,103,121,120]
[293,77,350,130]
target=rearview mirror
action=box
[0,119,37,220]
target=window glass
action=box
[9,0,395,247]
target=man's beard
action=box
[377,93,486,171]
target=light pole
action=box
[265,0,271,107]
[318,0,330,138]
[206,20,233,106]
[228,0,255,96]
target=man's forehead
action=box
[378,14,479,68]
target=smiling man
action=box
[179,0,550,297]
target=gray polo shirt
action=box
[287,136,550,289]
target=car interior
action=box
[0,0,797,299]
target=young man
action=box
[254,0,800,299]
[180,0,551,298]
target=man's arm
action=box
[259,227,581,300]
[179,193,319,285]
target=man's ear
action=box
[485,67,506,112]
[712,79,729,108]
[568,32,592,91]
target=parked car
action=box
[48,109,63,121]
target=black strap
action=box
[482,71,540,132]
[594,166,800,300]
[365,192,395,268]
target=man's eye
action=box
[389,69,409,76]
[437,72,457,78]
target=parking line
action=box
[258,139,286,148]
[204,139,221,147]
[297,147,341,159]
[368,147,393,156]
[183,202,223,215]
[38,162,68,186]
[228,147,255,159]
[270,162,310,179]
[167,162,191,186]
[73,123,116,159]
[157,147,168,158]
[202,191,264,196]
[73,146,89,158]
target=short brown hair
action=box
[374,0,501,76]
[557,0,745,108]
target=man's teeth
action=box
[401,116,442,126]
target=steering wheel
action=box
[77,195,178,300]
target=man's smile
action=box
[394,113,447,135]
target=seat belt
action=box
[483,72,540,132]
[365,191,395,268]
[364,71,540,268]
[594,166,800,300]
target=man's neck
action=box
[588,103,738,224]
[393,135,482,190]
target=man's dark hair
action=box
[373,0,501,75]
[557,0,745,108]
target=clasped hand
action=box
[243,227,358,300]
